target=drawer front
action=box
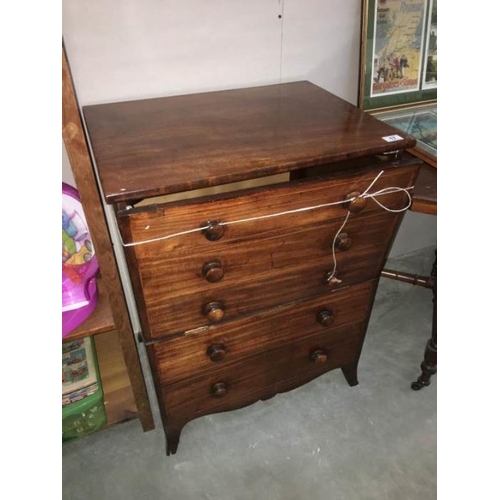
[120,164,417,257]
[131,210,399,339]
[159,322,366,421]
[151,280,377,386]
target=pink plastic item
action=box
[62,183,99,337]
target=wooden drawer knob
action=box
[211,381,228,398]
[207,344,227,362]
[203,301,225,322]
[317,309,335,327]
[310,349,328,363]
[202,261,224,283]
[345,191,367,213]
[335,232,352,251]
[202,221,225,241]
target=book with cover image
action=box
[62,337,100,406]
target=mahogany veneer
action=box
[83,81,420,454]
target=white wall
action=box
[62,141,75,186]
[62,0,362,105]
[62,0,436,332]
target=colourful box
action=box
[62,337,106,441]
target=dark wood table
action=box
[382,161,436,389]
[412,163,437,217]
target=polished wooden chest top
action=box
[83,81,415,203]
[83,81,420,455]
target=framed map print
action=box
[359,0,437,111]
[422,0,437,89]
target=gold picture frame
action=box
[359,0,437,112]
[359,0,437,166]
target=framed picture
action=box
[359,0,437,112]
[372,102,437,166]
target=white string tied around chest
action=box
[326,170,413,284]
[119,169,414,282]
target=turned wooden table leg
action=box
[411,253,437,390]
[381,250,437,390]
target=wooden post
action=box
[62,44,154,431]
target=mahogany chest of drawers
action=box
[83,81,420,455]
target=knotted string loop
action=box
[119,170,413,252]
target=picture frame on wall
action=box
[359,0,437,167]
[359,0,437,112]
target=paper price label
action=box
[382,135,403,143]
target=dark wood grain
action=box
[411,162,437,215]
[87,81,422,455]
[151,280,377,386]
[83,81,416,203]
[126,210,402,340]
[119,164,417,255]
[157,320,367,429]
